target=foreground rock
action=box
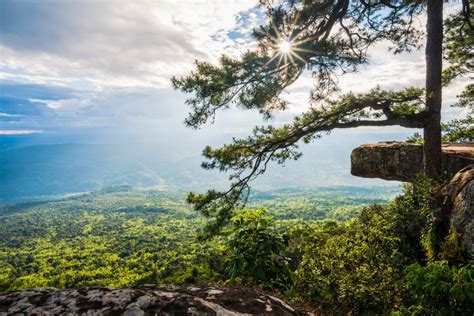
[0,285,311,316]
[438,165,474,254]
[351,142,474,182]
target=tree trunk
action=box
[423,0,443,179]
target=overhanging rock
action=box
[351,142,474,182]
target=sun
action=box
[278,40,292,54]
[263,33,310,71]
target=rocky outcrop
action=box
[0,285,311,316]
[438,165,474,253]
[351,142,474,182]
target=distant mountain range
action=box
[0,142,400,202]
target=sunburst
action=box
[278,39,292,54]
[261,35,308,82]
[264,31,313,72]
[260,11,318,82]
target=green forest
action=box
[0,186,397,290]
[1,184,472,314]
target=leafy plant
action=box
[291,178,440,314]
[401,262,474,315]
[224,209,293,289]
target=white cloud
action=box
[0,129,44,135]
[0,113,23,118]
[0,0,258,89]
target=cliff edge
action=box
[351,142,474,182]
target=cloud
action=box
[0,0,258,89]
[0,113,23,118]
[0,82,76,118]
[0,130,44,135]
[0,0,264,138]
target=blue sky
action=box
[0,1,467,149]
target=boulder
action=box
[438,165,474,253]
[351,142,474,182]
[0,285,311,316]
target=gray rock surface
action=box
[351,142,474,182]
[438,165,474,253]
[0,285,311,316]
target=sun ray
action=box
[293,47,318,54]
[277,53,284,66]
[263,53,282,69]
[259,10,313,76]
[289,51,307,64]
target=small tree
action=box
[172,0,472,234]
[224,209,292,288]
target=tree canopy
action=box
[172,0,472,234]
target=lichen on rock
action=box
[0,285,311,316]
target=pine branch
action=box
[188,87,427,235]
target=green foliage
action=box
[439,230,472,265]
[0,190,225,291]
[288,176,455,314]
[292,202,423,314]
[406,132,423,143]
[408,117,474,143]
[401,262,474,315]
[0,186,393,292]
[442,3,473,86]
[249,187,400,222]
[224,209,292,289]
[408,175,452,262]
[171,52,297,127]
[1,179,471,314]
[173,1,424,123]
[439,3,473,143]
[442,116,474,143]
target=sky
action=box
[0,1,263,141]
[0,1,468,165]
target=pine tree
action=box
[172,0,472,234]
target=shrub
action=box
[401,261,474,315]
[224,209,293,289]
[292,178,434,313]
[293,204,412,313]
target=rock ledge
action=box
[0,285,311,316]
[351,142,474,182]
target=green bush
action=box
[224,209,293,289]
[293,205,411,313]
[291,178,437,314]
[401,262,474,315]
